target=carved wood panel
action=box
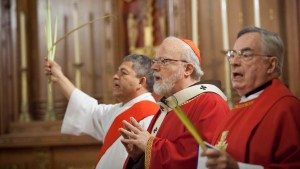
[119,0,167,58]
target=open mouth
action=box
[113,82,120,88]
[153,73,162,81]
[154,76,161,81]
[232,72,243,78]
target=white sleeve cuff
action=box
[238,162,264,169]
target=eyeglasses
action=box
[226,48,271,62]
[152,58,188,66]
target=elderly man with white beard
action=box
[119,37,230,169]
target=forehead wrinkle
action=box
[118,62,134,73]
[235,33,264,54]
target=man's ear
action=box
[184,63,194,77]
[267,57,278,74]
[139,77,147,87]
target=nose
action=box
[229,55,241,67]
[113,73,119,80]
[151,63,160,71]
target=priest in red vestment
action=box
[119,37,230,169]
[201,26,300,169]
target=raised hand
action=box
[43,57,75,99]
[44,57,64,82]
[119,117,152,160]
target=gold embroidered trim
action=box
[180,94,200,106]
[234,100,255,109]
[145,136,155,169]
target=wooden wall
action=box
[0,0,299,168]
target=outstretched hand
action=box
[44,57,63,82]
[119,117,152,160]
[43,57,75,99]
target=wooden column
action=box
[284,0,300,99]
[0,0,19,133]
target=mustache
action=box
[153,72,161,78]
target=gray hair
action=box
[163,36,204,80]
[237,26,284,76]
[123,54,154,92]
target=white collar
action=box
[158,84,227,112]
[240,90,263,103]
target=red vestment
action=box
[96,101,158,162]
[212,79,300,168]
[143,92,229,169]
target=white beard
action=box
[153,68,184,96]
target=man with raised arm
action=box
[45,54,159,169]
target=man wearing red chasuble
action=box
[201,26,300,169]
[119,37,230,169]
[45,54,158,169]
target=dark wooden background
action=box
[0,0,299,168]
